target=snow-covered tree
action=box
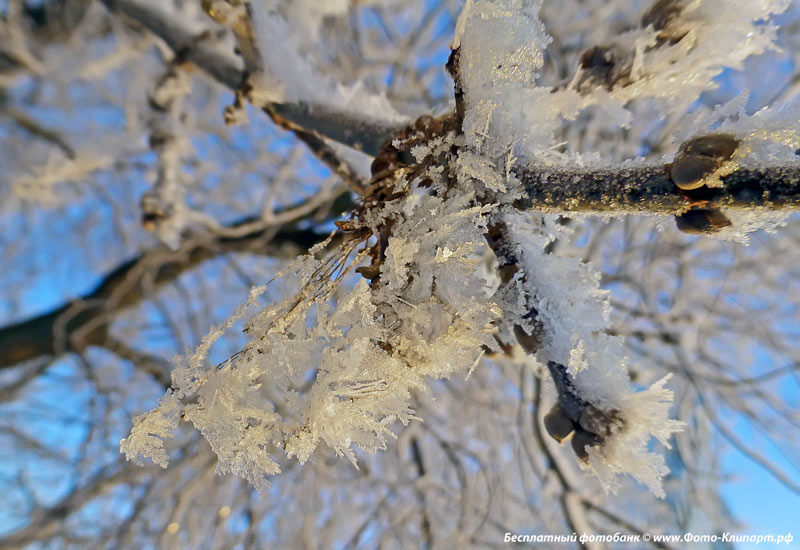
[1,0,800,548]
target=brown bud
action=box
[577,46,632,92]
[414,115,434,133]
[543,405,576,443]
[355,265,381,281]
[642,0,688,44]
[370,157,392,176]
[675,208,732,235]
[141,212,161,232]
[578,404,621,437]
[580,46,615,71]
[428,117,445,138]
[670,133,739,190]
[642,0,682,32]
[571,428,600,462]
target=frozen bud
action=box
[202,0,246,28]
[578,404,622,437]
[370,157,394,179]
[513,324,541,354]
[544,404,576,443]
[576,46,632,92]
[675,208,732,235]
[641,0,689,44]
[140,193,173,231]
[641,0,683,31]
[413,114,434,133]
[571,428,600,462]
[670,133,739,190]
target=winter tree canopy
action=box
[1,0,800,548]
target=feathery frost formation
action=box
[123,0,793,496]
[122,131,502,491]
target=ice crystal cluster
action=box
[219,0,408,123]
[122,136,502,491]
[457,0,791,165]
[122,0,795,496]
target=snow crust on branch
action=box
[454,0,692,496]
[501,212,683,496]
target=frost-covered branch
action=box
[516,162,800,213]
[100,0,410,155]
[455,0,800,237]
[1,105,76,159]
[140,64,195,247]
[113,0,796,510]
[452,1,686,495]
[9,0,800,546]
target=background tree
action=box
[1,0,800,548]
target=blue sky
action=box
[723,445,800,549]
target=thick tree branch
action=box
[516,163,800,214]
[99,0,407,156]
[102,0,800,221]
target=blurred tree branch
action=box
[99,0,408,156]
[0,193,352,371]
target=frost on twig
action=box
[564,0,789,114]
[482,209,683,497]
[454,0,690,496]
[140,65,195,248]
[203,0,408,134]
[122,0,800,498]
[121,117,502,491]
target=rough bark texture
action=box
[516,164,800,214]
